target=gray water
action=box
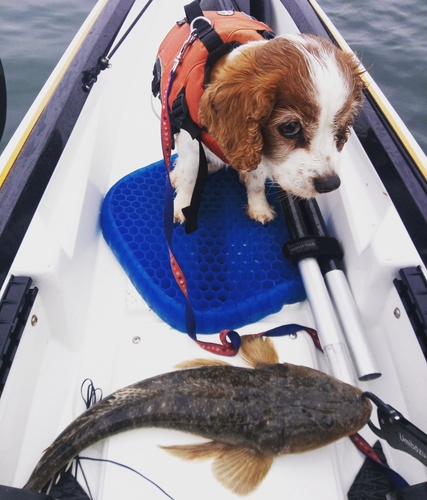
[320,0,426,155]
[0,0,426,154]
[0,0,97,152]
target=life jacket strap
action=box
[181,140,209,234]
[170,1,229,234]
[184,1,224,54]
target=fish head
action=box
[279,364,372,454]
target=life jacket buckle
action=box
[171,91,189,128]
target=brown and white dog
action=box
[170,33,364,224]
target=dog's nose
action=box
[314,175,341,194]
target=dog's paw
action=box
[247,202,276,224]
[174,207,186,224]
[173,193,190,224]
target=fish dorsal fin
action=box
[175,358,232,369]
[161,441,273,495]
[176,336,279,370]
[240,335,279,368]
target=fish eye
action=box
[322,415,334,429]
[278,121,301,138]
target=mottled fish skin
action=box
[24,356,371,494]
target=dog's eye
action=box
[335,131,348,151]
[278,121,301,138]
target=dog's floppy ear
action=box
[199,65,276,171]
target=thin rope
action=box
[77,456,175,500]
[106,0,155,61]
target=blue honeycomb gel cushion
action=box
[101,156,305,333]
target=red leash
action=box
[161,23,240,354]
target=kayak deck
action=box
[0,0,427,498]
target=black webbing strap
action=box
[177,2,273,234]
[182,141,209,234]
[170,1,227,233]
[204,41,241,85]
[184,0,204,21]
[184,1,224,54]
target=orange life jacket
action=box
[153,10,274,163]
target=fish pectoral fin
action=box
[174,358,232,369]
[160,440,229,460]
[161,441,273,495]
[212,446,274,496]
[240,335,279,368]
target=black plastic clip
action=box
[171,90,190,129]
[170,89,202,140]
[151,56,162,97]
[282,235,343,266]
[362,392,427,468]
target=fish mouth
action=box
[352,386,373,428]
[360,394,373,426]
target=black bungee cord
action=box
[82,0,155,92]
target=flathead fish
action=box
[24,336,371,495]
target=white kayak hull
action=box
[0,0,427,498]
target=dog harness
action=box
[152,8,273,162]
[152,1,274,233]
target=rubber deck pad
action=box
[101,157,305,333]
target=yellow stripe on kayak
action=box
[308,0,427,180]
[0,0,110,188]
